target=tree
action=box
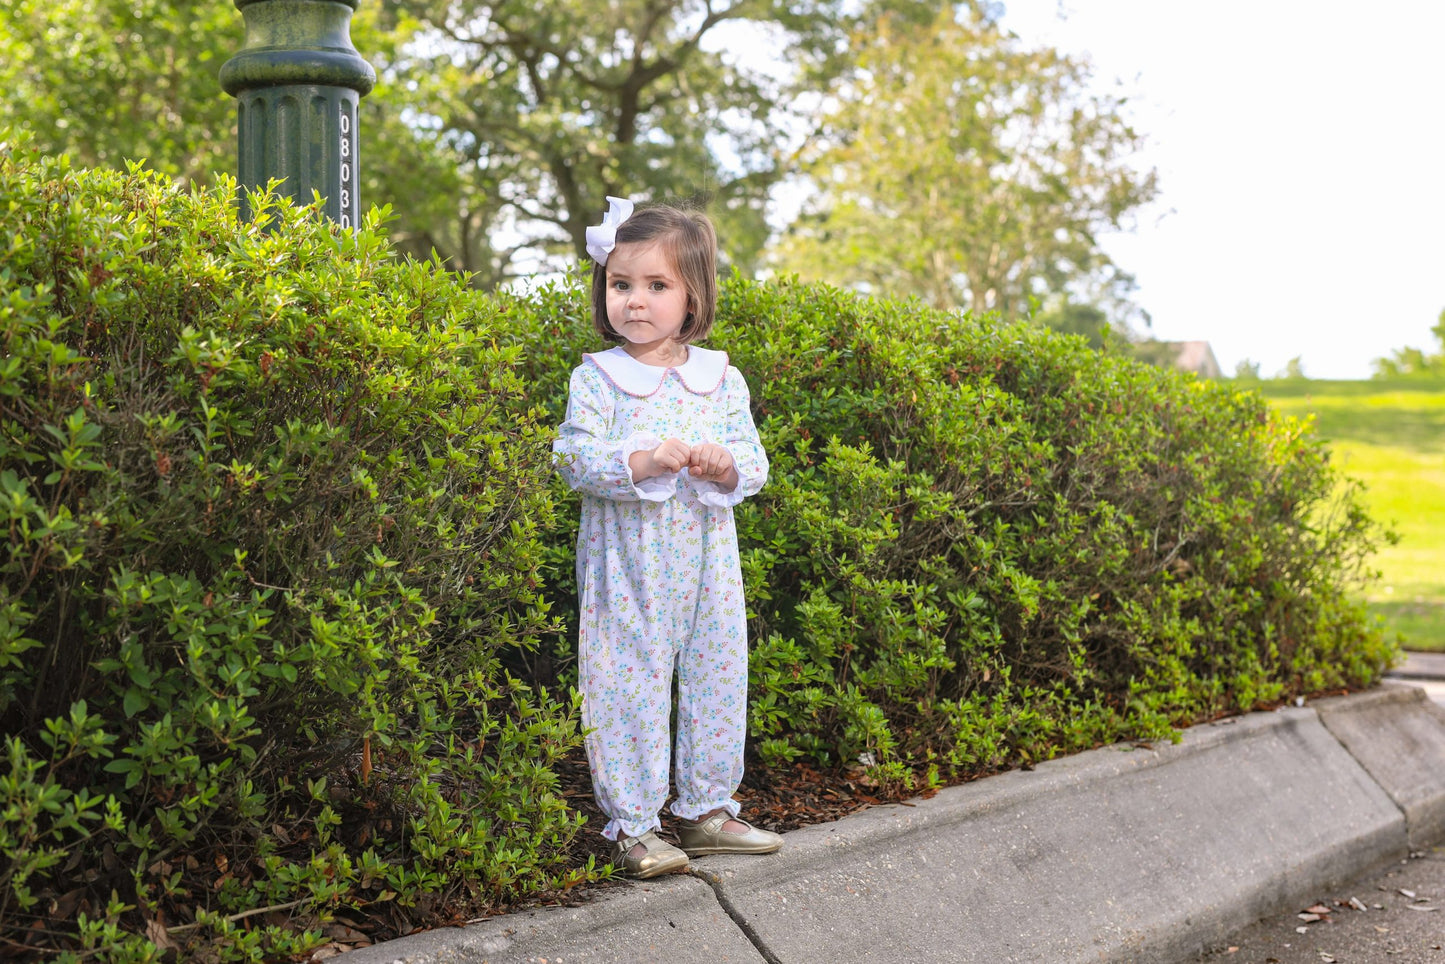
[1031,299,1112,349]
[360,0,904,286]
[1372,308,1445,377]
[0,0,239,185]
[772,6,1158,319]
[3,0,994,291]
[1277,356,1307,380]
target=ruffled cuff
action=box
[692,476,746,508]
[669,797,741,823]
[621,433,677,502]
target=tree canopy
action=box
[773,7,1157,320]
[1372,309,1445,377]
[362,0,911,285]
[0,0,1155,315]
[0,0,238,185]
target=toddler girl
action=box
[553,197,782,878]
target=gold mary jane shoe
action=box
[612,830,689,879]
[677,813,783,856]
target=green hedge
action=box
[1,144,593,961]
[506,276,1396,782]
[1,139,1394,960]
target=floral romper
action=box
[553,346,768,841]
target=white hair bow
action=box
[585,196,635,265]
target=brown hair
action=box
[589,203,718,343]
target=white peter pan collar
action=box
[584,345,730,398]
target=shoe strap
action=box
[696,812,743,834]
[620,829,671,854]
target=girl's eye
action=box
[650,281,667,291]
[611,280,629,291]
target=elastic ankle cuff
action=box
[670,799,741,823]
[604,816,661,841]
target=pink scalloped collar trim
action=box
[584,346,729,398]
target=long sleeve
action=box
[554,364,676,502]
[694,367,769,509]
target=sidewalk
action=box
[1386,650,1445,706]
[340,683,1445,964]
[1388,651,1445,680]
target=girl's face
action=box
[605,241,692,365]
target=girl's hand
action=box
[630,438,691,481]
[688,443,739,491]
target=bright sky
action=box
[999,1,1445,379]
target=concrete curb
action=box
[340,684,1445,964]
[1314,683,1445,848]
[337,874,765,964]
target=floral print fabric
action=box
[554,347,768,840]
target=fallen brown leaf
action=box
[144,918,177,952]
[323,923,369,943]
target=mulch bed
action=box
[555,745,896,854]
[544,745,905,892]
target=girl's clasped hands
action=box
[629,440,739,489]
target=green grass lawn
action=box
[1255,377,1445,651]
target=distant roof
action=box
[1159,340,1222,379]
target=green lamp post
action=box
[219,0,376,226]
